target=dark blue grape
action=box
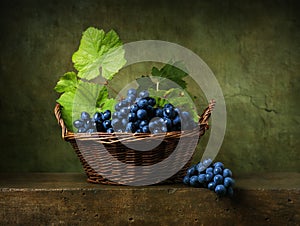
[164,103,174,109]
[161,126,168,132]
[127,94,136,103]
[127,88,137,96]
[147,97,156,106]
[137,98,148,109]
[96,122,104,132]
[78,127,87,133]
[93,112,103,122]
[142,125,150,133]
[163,107,176,119]
[208,182,216,190]
[183,175,190,185]
[215,185,227,196]
[186,166,197,177]
[130,104,139,113]
[163,118,172,131]
[155,108,163,117]
[213,167,223,175]
[198,174,206,184]
[73,120,84,129]
[213,162,224,169]
[81,112,90,121]
[139,120,148,128]
[103,120,111,130]
[213,175,223,185]
[224,177,235,187]
[106,128,114,133]
[137,109,147,120]
[196,162,205,173]
[128,112,137,122]
[86,128,96,133]
[102,110,111,120]
[189,175,200,187]
[223,169,233,178]
[206,167,213,174]
[172,115,181,126]
[205,172,214,181]
[135,128,142,133]
[125,122,135,133]
[139,90,149,98]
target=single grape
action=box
[137,98,148,109]
[135,128,142,133]
[163,107,175,119]
[196,162,205,173]
[93,112,103,122]
[206,167,213,174]
[81,112,90,121]
[213,162,224,169]
[128,112,137,122]
[142,125,150,133]
[207,181,216,190]
[84,120,94,129]
[78,127,87,133]
[164,103,174,109]
[183,175,190,185]
[172,115,181,126]
[86,128,96,133]
[103,120,111,130]
[106,128,114,133]
[139,90,149,98]
[102,110,111,120]
[203,158,212,167]
[215,184,227,196]
[224,177,235,187]
[147,97,156,106]
[130,104,139,113]
[213,166,223,175]
[223,169,233,178]
[189,175,200,187]
[73,120,84,129]
[127,88,137,96]
[137,109,148,120]
[119,107,129,117]
[198,174,206,184]
[155,108,163,117]
[127,94,136,103]
[205,172,214,182]
[139,120,148,128]
[186,166,197,177]
[213,175,223,185]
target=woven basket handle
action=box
[54,103,68,139]
[198,99,215,132]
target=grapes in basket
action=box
[183,159,235,197]
[73,88,198,134]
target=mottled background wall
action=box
[0,0,299,175]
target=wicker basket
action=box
[54,101,215,185]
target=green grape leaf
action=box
[56,80,112,132]
[96,86,117,113]
[56,91,76,131]
[136,75,156,93]
[54,72,78,93]
[151,62,188,89]
[72,27,126,80]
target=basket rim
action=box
[54,100,215,141]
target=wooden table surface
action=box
[0,172,299,225]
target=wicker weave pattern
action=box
[54,100,215,185]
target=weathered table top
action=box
[0,173,299,225]
[0,172,299,190]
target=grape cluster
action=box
[111,88,197,133]
[183,159,235,197]
[73,110,113,133]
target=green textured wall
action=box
[0,0,299,175]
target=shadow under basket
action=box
[54,101,214,185]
